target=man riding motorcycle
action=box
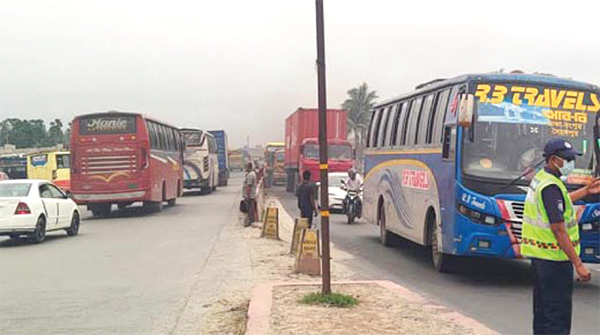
[343,169,363,218]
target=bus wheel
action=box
[430,220,452,273]
[378,202,393,247]
[90,204,111,218]
[167,198,176,207]
[200,186,212,195]
[144,201,163,212]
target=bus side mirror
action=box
[458,94,476,128]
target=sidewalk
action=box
[177,194,498,335]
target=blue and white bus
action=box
[363,73,600,271]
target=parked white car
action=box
[0,180,81,243]
[317,172,348,213]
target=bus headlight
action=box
[458,204,499,226]
[580,221,600,231]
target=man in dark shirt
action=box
[297,170,317,227]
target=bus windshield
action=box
[462,83,598,185]
[303,144,352,160]
[182,131,204,146]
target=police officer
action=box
[522,138,600,335]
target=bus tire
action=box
[90,204,111,218]
[167,198,176,207]
[144,201,163,212]
[200,186,212,195]
[429,215,452,273]
[378,201,393,247]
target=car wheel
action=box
[30,216,46,244]
[66,212,80,236]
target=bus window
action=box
[148,122,158,149]
[400,102,412,146]
[431,89,451,144]
[56,154,70,169]
[368,109,383,148]
[377,107,391,147]
[406,98,423,145]
[384,104,400,147]
[390,103,403,146]
[418,94,434,144]
[442,126,456,160]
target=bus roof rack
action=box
[415,78,447,90]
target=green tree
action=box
[341,83,378,166]
[48,119,64,146]
[0,118,49,148]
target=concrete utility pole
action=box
[315,0,331,295]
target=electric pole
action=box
[315,0,331,295]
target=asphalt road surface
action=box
[272,187,600,335]
[0,177,242,335]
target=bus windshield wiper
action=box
[501,158,546,191]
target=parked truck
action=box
[284,108,353,192]
[209,130,230,186]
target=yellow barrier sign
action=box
[261,206,279,240]
[295,228,321,275]
[290,218,309,254]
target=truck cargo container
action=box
[284,108,353,192]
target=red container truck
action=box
[284,108,353,192]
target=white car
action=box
[0,180,81,243]
[318,172,348,213]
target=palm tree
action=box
[342,83,378,168]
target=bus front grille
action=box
[82,155,137,175]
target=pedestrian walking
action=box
[522,138,600,335]
[297,170,317,227]
[243,162,258,227]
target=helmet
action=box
[348,169,356,179]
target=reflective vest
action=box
[521,169,580,261]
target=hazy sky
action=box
[1,0,599,147]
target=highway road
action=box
[0,178,242,335]
[273,187,600,335]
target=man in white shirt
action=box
[343,169,363,218]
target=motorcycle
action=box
[341,180,362,225]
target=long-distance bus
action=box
[27,151,71,192]
[363,73,600,272]
[180,128,219,194]
[70,111,184,217]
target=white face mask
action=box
[556,157,575,177]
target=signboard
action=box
[80,116,137,134]
[30,154,48,167]
[261,206,279,240]
[294,228,321,275]
[290,218,309,254]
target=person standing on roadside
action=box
[297,170,317,228]
[243,162,258,227]
[522,138,600,335]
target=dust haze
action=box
[1,0,598,147]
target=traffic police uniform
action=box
[522,139,581,335]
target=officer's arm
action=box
[570,177,600,203]
[550,222,583,268]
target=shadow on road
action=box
[0,234,71,248]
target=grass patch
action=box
[299,292,359,308]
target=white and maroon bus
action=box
[70,111,184,217]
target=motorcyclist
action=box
[343,169,364,218]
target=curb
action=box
[246,280,500,335]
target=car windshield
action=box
[463,83,597,186]
[0,183,32,197]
